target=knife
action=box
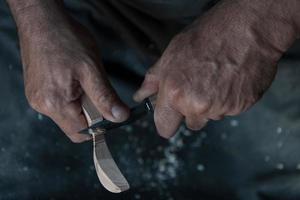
[79,96,156,134]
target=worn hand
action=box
[13,2,129,142]
[134,0,299,138]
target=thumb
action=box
[133,67,159,102]
[79,66,129,122]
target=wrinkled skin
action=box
[9,1,130,143]
[134,0,300,138]
[7,0,300,141]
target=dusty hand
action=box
[134,0,299,138]
[15,2,129,142]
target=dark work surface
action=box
[2,0,300,200]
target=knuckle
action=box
[25,83,66,115]
[228,97,255,116]
[186,119,207,131]
[145,68,158,81]
[95,87,115,106]
[240,100,254,113]
[210,115,224,121]
[25,88,43,112]
[226,106,242,116]
[26,96,40,111]
[167,86,183,101]
[164,77,179,90]
[185,99,211,118]
[186,121,200,130]
[165,83,184,103]
[186,124,199,131]
[42,96,61,113]
[64,81,83,102]
[194,100,211,114]
[78,59,98,82]
[79,58,103,80]
[248,94,260,106]
[79,57,96,71]
[67,133,84,143]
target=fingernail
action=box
[111,105,128,121]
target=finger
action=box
[154,90,183,139]
[209,115,224,120]
[133,67,159,102]
[185,115,208,131]
[79,66,129,122]
[49,101,92,143]
[206,104,226,120]
[179,98,210,130]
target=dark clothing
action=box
[1,0,300,199]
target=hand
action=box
[134,0,299,138]
[14,2,129,142]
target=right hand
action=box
[133,0,300,138]
[18,6,129,143]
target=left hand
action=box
[133,0,299,138]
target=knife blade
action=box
[79,97,155,134]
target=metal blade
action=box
[79,98,154,134]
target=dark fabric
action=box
[1,0,300,199]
